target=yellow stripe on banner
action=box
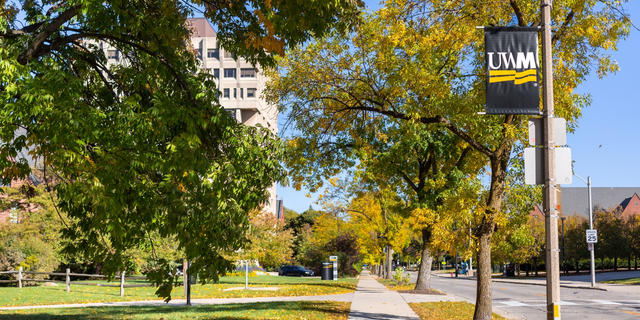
[514,75,537,84]
[488,69,537,84]
[516,69,537,77]
[554,304,560,318]
[489,70,516,76]
[489,76,515,83]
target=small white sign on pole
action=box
[524,147,572,185]
[528,118,567,146]
[586,229,598,243]
[330,255,338,280]
[588,243,594,251]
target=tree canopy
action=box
[0,0,361,300]
[265,0,632,318]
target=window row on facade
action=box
[222,88,257,99]
[205,68,256,79]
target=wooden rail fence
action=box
[0,267,154,297]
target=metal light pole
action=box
[541,0,561,318]
[573,174,596,287]
[561,217,566,275]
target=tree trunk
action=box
[473,230,493,320]
[614,257,618,270]
[386,247,394,279]
[414,228,433,290]
[629,254,632,271]
[472,148,509,320]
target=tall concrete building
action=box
[97,18,279,214]
[188,18,278,214]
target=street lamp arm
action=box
[573,172,588,185]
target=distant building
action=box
[561,187,640,217]
[276,199,284,221]
[92,18,279,214]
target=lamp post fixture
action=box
[561,217,566,275]
[573,173,596,287]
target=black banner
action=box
[485,27,540,115]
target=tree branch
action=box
[17,4,82,65]
[509,0,526,27]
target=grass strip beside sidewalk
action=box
[409,302,507,320]
[601,277,640,285]
[0,276,357,307]
[0,301,351,319]
[374,278,415,291]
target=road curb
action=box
[430,272,608,291]
[491,279,608,291]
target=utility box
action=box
[321,262,333,280]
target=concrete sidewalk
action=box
[348,270,420,320]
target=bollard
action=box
[66,268,70,292]
[120,271,125,297]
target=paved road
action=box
[419,271,640,320]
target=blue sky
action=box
[277,1,640,213]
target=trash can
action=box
[321,262,333,280]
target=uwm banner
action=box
[484,27,540,114]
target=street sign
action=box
[528,118,567,146]
[588,243,594,251]
[586,229,598,243]
[524,147,572,185]
[329,255,338,281]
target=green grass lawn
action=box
[0,276,358,307]
[600,277,640,285]
[0,301,351,319]
[409,302,507,320]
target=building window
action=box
[226,109,239,121]
[240,68,257,78]
[207,48,219,59]
[636,202,638,206]
[223,88,230,99]
[107,50,119,60]
[213,68,219,79]
[9,207,18,224]
[196,49,203,60]
[240,88,243,99]
[233,88,237,99]
[224,51,235,59]
[246,88,256,98]
[224,68,236,78]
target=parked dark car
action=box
[279,266,315,277]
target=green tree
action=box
[0,0,360,300]
[595,206,625,270]
[225,210,295,269]
[562,214,589,272]
[0,185,65,279]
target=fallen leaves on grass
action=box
[409,302,507,320]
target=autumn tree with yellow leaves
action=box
[266,0,632,318]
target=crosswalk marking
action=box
[494,300,640,307]
[591,299,622,305]
[500,301,530,307]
